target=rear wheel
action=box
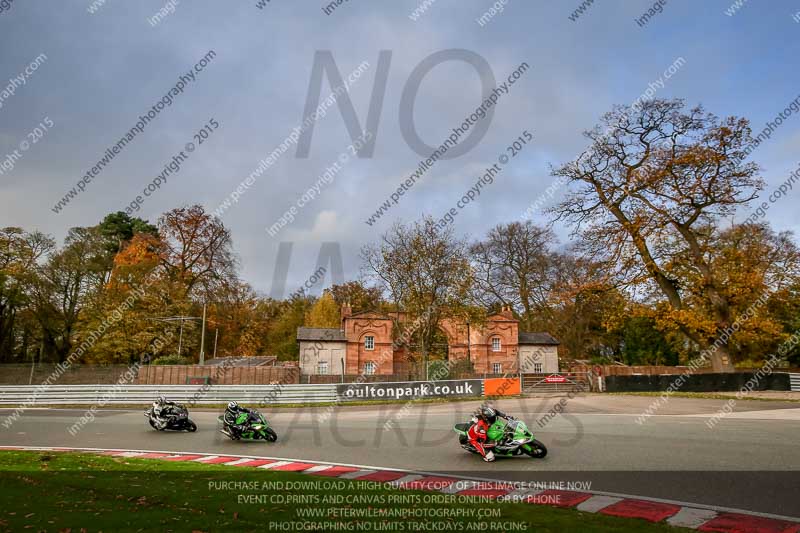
[264,427,278,442]
[524,439,547,458]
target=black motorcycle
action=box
[144,403,197,432]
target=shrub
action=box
[151,354,192,365]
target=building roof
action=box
[203,356,277,367]
[518,332,560,345]
[296,327,346,341]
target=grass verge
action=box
[0,450,689,532]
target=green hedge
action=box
[151,354,192,365]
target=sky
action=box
[1,0,799,297]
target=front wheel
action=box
[186,420,197,432]
[264,427,278,442]
[524,439,547,458]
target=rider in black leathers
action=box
[151,396,179,430]
[223,401,254,438]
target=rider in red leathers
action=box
[468,407,494,462]
[468,405,515,462]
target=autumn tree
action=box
[0,228,53,361]
[361,217,473,377]
[329,281,384,312]
[30,227,110,362]
[95,212,158,285]
[305,291,341,328]
[551,98,765,371]
[768,279,800,366]
[208,281,273,358]
[78,233,181,364]
[266,297,313,360]
[1,216,161,364]
[470,221,557,330]
[666,222,800,365]
[158,205,236,301]
[544,252,627,360]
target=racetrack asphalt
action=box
[2,394,798,518]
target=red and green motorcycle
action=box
[454,416,547,459]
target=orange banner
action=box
[484,377,521,396]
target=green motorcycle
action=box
[454,416,547,459]
[218,410,278,442]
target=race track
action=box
[2,395,799,518]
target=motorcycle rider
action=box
[482,404,514,426]
[223,401,254,438]
[467,405,515,462]
[151,396,179,430]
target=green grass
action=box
[0,451,690,533]
[608,391,800,402]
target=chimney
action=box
[501,305,513,319]
[341,302,352,328]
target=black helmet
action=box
[480,405,497,424]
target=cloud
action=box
[1,1,798,293]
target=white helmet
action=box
[227,401,238,410]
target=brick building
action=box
[297,304,559,377]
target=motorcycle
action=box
[144,403,197,432]
[454,416,547,459]
[218,410,277,442]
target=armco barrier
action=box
[0,377,525,407]
[603,372,792,393]
[0,384,337,406]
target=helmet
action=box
[157,396,166,404]
[479,405,497,424]
[227,401,238,411]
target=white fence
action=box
[0,384,338,406]
[791,374,800,392]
